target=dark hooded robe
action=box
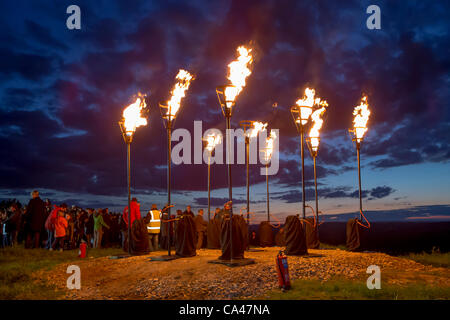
[219,214,245,260]
[175,214,197,257]
[258,221,274,247]
[274,228,286,247]
[207,218,222,249]
[284,215,308,256]
[346,218,364,251]
[304,217,320,249]
[128,218,149,255]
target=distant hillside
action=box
[322,205,450,222]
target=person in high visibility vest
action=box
[147,204,161,251]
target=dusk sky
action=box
[0,0,449,222]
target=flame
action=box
[308,102,328,152]
[264,131,277,162]
[224,46,253,107]
[167,69,194,118]
[248,121,267,138]
[352,96,370,142]
[122,94,147,135]
[205,133,222,153]
[295,88,328,125]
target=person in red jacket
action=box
[122,198,142,228]
[122,198,142,250]
[45,203,67,249]
[51,210,68,251]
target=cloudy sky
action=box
[0,0,449,222]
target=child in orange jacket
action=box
[51,210,68,251]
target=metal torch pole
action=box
[300,125,306,219]
[167,121,172,256]
[246,138,250,225]
[127,142,131,255]
[313,155,318,222]
[225,114,233,261]
[208,154,211,222]
[266,164,270,222]
[313,155,319,239]
[357,143,362,220]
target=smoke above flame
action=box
[352,96,371,142]
[122,94,147,135]
[224,46,253,107]
[167,69,194,118]
[205,133,222,153]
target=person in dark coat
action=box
[213,207,222,221]
[183,206,195,218]
[102,208,112,248]
[5,203,21,246]
[194,209,207,249]
[159,205,175,250]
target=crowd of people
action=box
[0,190,225,253]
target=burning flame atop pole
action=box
[308,101,328,152]
[123,94,147,135]
[167,69,194,118]
[264,131,277,162]
[248,121,267,138]
[352,96,371,143]
[224,46,253,107]
[205,133,222,153]
[295,87,325,125]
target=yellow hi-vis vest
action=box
[147,210,161,234]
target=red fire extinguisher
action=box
[276,251,291,290]
[78,241,87,258]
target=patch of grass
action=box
[319,243,347,250]
[0,245,124,299]
[263,278,450,300]
[401,250,450,268]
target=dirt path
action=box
[35,248,449,299]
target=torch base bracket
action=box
[149,255,182,262]
[208,258,255,267]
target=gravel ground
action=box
[35,247,449,300]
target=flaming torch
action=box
[118,94,148,255]
[290,88,322,219]
[216,46,253,210]
[239,120,267,225]
[204,133,222,221]
[262,131,276,222]
[306,100,328,227]
[349,96,371,219]
[159,69,194,258]
[215,45,253,265]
